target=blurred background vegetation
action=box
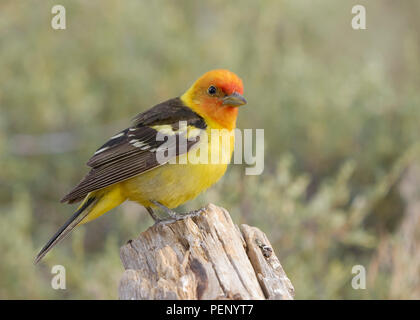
[1,0,419,299]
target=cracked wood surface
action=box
[119,203,294,300]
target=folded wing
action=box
[61,98,206,204]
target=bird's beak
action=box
[222,92,247,107]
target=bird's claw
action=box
[149,200,205,225]
[153,208,205,225]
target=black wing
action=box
[61,98,206,204]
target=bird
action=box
[34,69,247,264]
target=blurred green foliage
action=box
[0,0,419,299]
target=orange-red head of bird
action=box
[181,69,246,130]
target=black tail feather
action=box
[34,197,96,265]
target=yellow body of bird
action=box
[80,126,235,224]
[34,69,246,263]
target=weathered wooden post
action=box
[119,203,294,300]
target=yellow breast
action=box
[121,127,235,209]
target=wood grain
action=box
[119,203,294,300]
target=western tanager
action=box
[34,69,246,264]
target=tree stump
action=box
[119,203,294,300]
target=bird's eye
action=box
[207,85,217,95]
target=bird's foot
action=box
[146,206,162,224]
[150,201,205,225]
[168,207,205,221]
[186,207,206,217]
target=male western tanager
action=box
[34,69,246,264]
